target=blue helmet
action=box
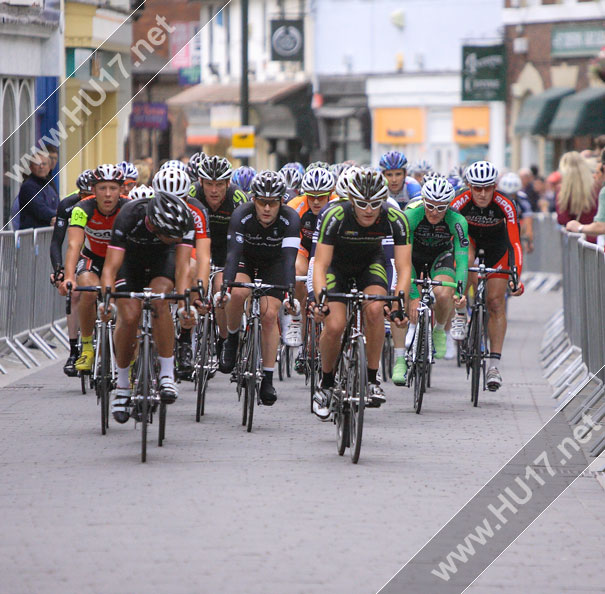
[283,161,305,176]
[232,166,257,193]
[117,160,138,180]
[379,150,408,171]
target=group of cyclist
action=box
[49,147,524,425]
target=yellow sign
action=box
[231,126,255,157]
[374,108,425,145]
[452,106,490,145]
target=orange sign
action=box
[452,106,490,145]
[374,108,425,145]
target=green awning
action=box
[514,87,574,135]
[549,87,605,138]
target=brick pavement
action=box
[0,289,603,594]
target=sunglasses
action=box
[351,197,383,210]
[307,192,331,201]
[255,197,281,207]
[423,201,448,213]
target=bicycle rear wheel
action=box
[470,307,483,407]
[347,336,367,464]
[277,341,285,381]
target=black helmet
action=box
[76,169,94,192]
[146,191,193,238]
[197,155,233,181]
[250,170,287,199]
[185,151,207,181]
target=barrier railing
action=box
[560,229,605,383]
[523,213,562,274]
[0,227,67,372]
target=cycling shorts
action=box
[116,247,175,292]
[76,253,104,278]
[469,238,510,280]
[326,254,388,303]
[236,258,286,300]
[410,250,455,300]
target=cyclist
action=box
[280,165,304,202]
[100,192,196,423]
[153,164,212,377]
[185,151,206,183]
[59,164,129,373]
[451,161,524,391]
[232,165,257,196]
[286,167,336,350]
[216,170,301,406]
[128,185,154,200]
[498,171,534,253]
[410,159,433,185]
[189,155,248,355]
[50,168,94,376]
[379,150,421,208]
[312,168,411,419]
[117,161,138,195]
[397,177,469,380]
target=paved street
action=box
[1,289,604,594]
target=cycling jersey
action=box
[223,201,301,294]
[404,201,469,297]
[50,191,89,270]
[110,199,195,250]
[287,194,337,259]
[186,197,211,241]
[188,182,248,265]
[70,196,130,259]
[389,177,422,208]
[450,189,523,276]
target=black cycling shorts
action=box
[410,249,455,299]
[76,253,104,278]
[236,257,286,300]
[326,254,389,303]
[116,247,175,292]
[469,238,509,270]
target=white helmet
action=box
[128,184,154,200]
[412,159,433,174]
[152,167,191,200]
[421,177,455,203]
[497,172,523,195]
[159,159,187,172]
[335,171,350,199]
[465,160,498,187]
[301,167,335,194]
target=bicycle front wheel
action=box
[347,336,367,463]
[195,315,211,422]
[413,315,426,414]
[97,324,110,435]
[141,334,151,462]
[246,318,261,433]
[470,307,483,407]
[309,318,321,413]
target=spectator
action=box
[566,159,605,238]
[519,167,540,211]
[556,151,597,242]
[16,151,59,229]
[133,160,151,186]
[42,144,59,193]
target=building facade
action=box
[504,0,605,173]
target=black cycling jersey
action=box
[49,191,87,270]
[110,199,195,251]
[223,201,300,289]
[316,200,410,274]
[188,182,248,265]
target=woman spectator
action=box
[566,156,605,239]
[556,151,598,243]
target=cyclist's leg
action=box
[213,270,228,340]
[220,268,251,373]
[74,257,102,371]
[431,251,456,359]
[259,294,282,405]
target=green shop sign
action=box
[552,24,605,58]
[462,45,506,102]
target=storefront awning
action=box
[315,105,357,119]
[548,87,605,138]
[514,87,574,136]
[166,80,309,106]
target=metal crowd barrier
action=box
[0,227,67,373]
[523,213,562,274]
[560,229,605,383]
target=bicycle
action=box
[300,311,322,412]
[66,284,117,435]
[106,287,193,462]
[405,274,462,414]
[277,275,307,383]
[461,250,518,407]
[380,320,394,383]
[317,286,405,464]
[222,279,294,433]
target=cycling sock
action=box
[117,366,130,389]
[179,328,191,342]
[69,338,79,356]
[368,368,378,383]
[489,353,501,369]
[158,356,174,379]
[455,307,467,315]
[81,335,93,352]
[262,368,274,384]
[434,322,445,331]
[322,370,335,389]
[394,348,405,359]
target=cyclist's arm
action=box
[499,196,523,277]
[194,237,211,294]
[222,218,245,285]
[100,246,125,292]
[63,225,84,286]
[175,243,193,296]
[50,202,70,270]
[393,244,412,304]
[449,213,469,293]
[281,207,301,287]
[312,242,334,299]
